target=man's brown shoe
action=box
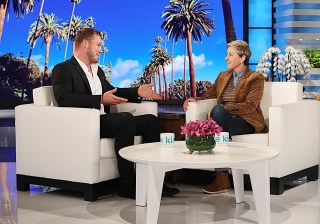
[202,172,230,194]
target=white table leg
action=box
[136,163,148,206]
[247,161,270,224]
[232,168,244,203]
[135,206,147,224]
[147,164,166,224]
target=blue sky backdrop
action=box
[0,0,243,87]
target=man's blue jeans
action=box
[210,105,254,137]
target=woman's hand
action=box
[207,110,211,119]
[183,97,197,112]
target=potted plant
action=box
[304,48,320,99]
[303,48,320,68]
[256,46,311,82]
[181,119,222,154]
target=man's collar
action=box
[74,55,98,72]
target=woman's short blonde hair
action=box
[227,40,251,66]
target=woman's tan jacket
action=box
[197,68,268,133]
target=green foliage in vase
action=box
[186,135,216,153]
[304,49,320,68]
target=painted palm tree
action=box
[64,0,81,61]
[150,58,162,98]
[21,0,45,100]
[155,36,163,44]
[161,0,214,97]
[143,62,158,91]
[142,64,152,84]
[27,13,62,77]
[151,63,158,92]
[151,44,172,100]
[84,16,95,28]
[153,36,172,99]
[145,62,158,92]
[157,36,176,99]
[221,0,236,43]
[0,0,38,41]
[161,8,184,99]
[62,15,83,57]
[100,31,108,41]
[170,39,175,99]
[161,11,187,98]
[101,62,112,84]
[101,46,108,64]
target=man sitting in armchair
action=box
[52,27,179,199]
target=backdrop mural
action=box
[0,0,243,103]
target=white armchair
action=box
[186,82,320,194]
[15,86,158,201]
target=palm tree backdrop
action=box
[84,16,94,28]
[161,0,214,97]
[0,0,39,41]
[27,13,63,78]
[21,0,44,100]
[151,44,172,99]
[64,0,81,61]
[221,0,236,43]
[150,57,162,98]
[144,62,157,92]
[171,39,175,99]
[62,15,83,57]
[101,46,108,64]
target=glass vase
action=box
[186,135,216,154]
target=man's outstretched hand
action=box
[102,88,128,105]
[138,83,161,100]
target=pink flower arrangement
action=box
[181,119,222,137]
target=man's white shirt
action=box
[74,56,106,114]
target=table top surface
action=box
[119,141,279,168]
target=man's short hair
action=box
[74,28,101,49]
[227,40,251,66]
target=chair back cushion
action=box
[33,86,58,106]
[260,82,303,121]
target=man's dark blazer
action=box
[52,56,141,113]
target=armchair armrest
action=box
[186,99,217,122]
[15,104,101,183]
[110,101,158,116]
[268,100,320,177]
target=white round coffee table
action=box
[119,141,279,224]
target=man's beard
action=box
[89,53,98,64]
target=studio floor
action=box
[1,116,320,223]
[1,163,320,224]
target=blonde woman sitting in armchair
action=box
[183,40,268,194]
